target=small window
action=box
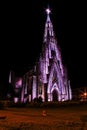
[51,50,56,57]
[39,86,42,94]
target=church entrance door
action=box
[52,89,58,101]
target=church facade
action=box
[9,8,72,103]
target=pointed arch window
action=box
[52,70,58,84]
[51,50,56,57]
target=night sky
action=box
[0,1,87,96]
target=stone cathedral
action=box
[9,8,72,103]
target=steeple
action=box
[46,7,51,22]
[44,6,55,42]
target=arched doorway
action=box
[52,89,58,101]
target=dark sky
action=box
[0,0,87,94]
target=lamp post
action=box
[83,92,87,101]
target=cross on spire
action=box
[45,6,51,22]
[46,7,51,15]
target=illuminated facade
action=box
[9,8,72,103]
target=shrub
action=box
[33,96,43,103]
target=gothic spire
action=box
[44,6,55,42]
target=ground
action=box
[0,104,87,130]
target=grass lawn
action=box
[0,103,87,129]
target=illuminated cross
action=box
[46,8,51,15]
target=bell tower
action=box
[39,7,72,101]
